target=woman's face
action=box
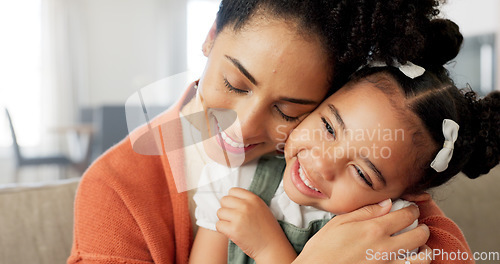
[198,19,330,166]
[283,78,420,214]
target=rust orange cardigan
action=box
[68,83,473,264]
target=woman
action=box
[68,1,470,263]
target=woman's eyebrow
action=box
[225,55,318,105]
[278,97,318,105]
[225,55,257,85]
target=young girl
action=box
[190,19,499,264]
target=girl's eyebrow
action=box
[361,156,387,187]
[327,103,387,187]
[327,104,346,132]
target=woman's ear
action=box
[202,21,217,57]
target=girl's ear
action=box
[401,192,431,202]
[202,21,217,57]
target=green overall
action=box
[227,156,332,264]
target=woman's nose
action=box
[235,101,268,141]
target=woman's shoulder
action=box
[79,135,168,201]
[78,101,186,200]
[406,193,473,258]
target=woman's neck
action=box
[180,91,205,131]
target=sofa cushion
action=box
[0,178,80,264]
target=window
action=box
[0,0,42,147]
[187,0,220,75]
[446,34,497,96]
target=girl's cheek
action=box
[284,130,300,155]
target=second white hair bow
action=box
[368,60,426,79]
[430,119,460,172]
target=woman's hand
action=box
[293,200,432,264]
[216,187,297,264]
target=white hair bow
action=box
[430,119,460,172]
[368,60,426,79]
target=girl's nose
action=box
[310,143,347,181]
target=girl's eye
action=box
[321,117,336,139]
[274,105,300,122]
[354,165,373,188]
[224,78,248,94]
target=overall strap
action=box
[227,155,286,264]
[278,218,330,254]
[247,155,286,204]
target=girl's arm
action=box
[189,227,228,264]
[216,187,297,264]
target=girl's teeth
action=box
[218,124,250,148]
[298,165,320,192]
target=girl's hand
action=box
[216,187,297,264]
[293,201,432,264]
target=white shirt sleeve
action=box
[193,161,257,231]
[390,199,418,235]
[391,199,419,253]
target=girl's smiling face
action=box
[283,76,424,214]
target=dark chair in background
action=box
[5,108,72,179]
[94,105,129,156]
[82,105,166,163]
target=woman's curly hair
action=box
[215,0,444,91]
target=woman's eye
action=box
[274,105,300,122]
[354,165,373,188]
[224,78,248,94]
[321,117,336,139]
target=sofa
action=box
[0,167,498,264]
[0,178,79,264]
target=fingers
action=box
[219,194,244,209]
[216,188,264,229]
[215,216,232,237]
[216,206,233,221]
[215,206,239,237]
[389,224,430,253]
[227,187,261,200]
[373,205,420,235]
[335,199,393,224]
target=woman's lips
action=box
[290,158,326,198]
[215,122,258,154]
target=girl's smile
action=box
[290,157,327,199]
